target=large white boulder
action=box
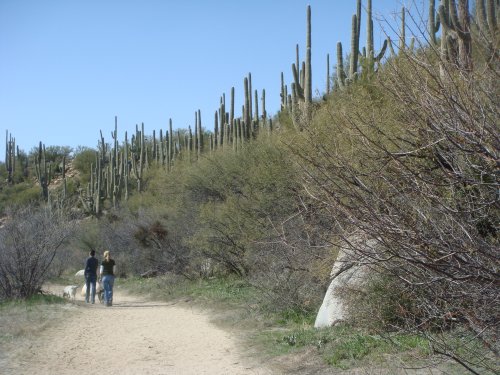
[75,269,85,277]
[314,238,376,328]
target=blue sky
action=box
[0,0,425,160]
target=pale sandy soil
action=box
[1,286,274,375]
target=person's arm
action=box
[99,265,103,281]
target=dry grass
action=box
[0,292,78,366]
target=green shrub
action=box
[0,183,41,214]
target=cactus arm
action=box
[292,63,304,99]
[375,39,388,61]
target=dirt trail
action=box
[3,287,274,375]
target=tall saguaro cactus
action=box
[429,0,441,46]
[261,88,267,129]
[196,109,203,157]
[230,86,235,143]
[244,77,251,136]
[326,53,330,95]
[484,0,498,36]
[124,131,129,200]
[475,0,498,57]
[168,118,174,170]
[349,0,362,81]
[389,6,412,56]
[365,0,388,75]
[131,123,145,192]
[305,5,312,104]
[399,7,406,51]
[439,0,473,72]
[337,42,346,88]
[35,141,49,200]
[5,130,15,184]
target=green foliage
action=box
[0,183,41,214]
[256,324,430,370]
[275,308,316,326]
[120,275,259,307]
[29,145,72,174]
[185,136,301,276]
[323,332,429,369]
[72,146,96,180]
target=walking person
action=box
[84,250,99,304]
[99,250,116,307]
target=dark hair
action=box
[90,250,96,256]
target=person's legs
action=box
[102,275,113,306]
[89,276,97,304]
[85,276,91,303]
[108,276,114,306]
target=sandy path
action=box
[3,287,273,375]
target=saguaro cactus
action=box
[349,13,360,81]
[230,86,235,143]
[124,131,129,200]
[244,77,251,136]
[326,53,330,95]
[248,73,253,123]
[196,110,203,156]
[280,72,286,110]
[253,89,259,136]
[365,0,388,75]
[35,141,49,200]
[475,0,498,50]
[62,156,67,199]
[305,5,312,104]
[168,118,174,170]
[337,42,346,88]
[5,130,15,183]
[261,88,267,130]
[292,61,304,100]
[399,7,406,51]
[131,123,145,192]
[439,0,473,72]
[347,0,362,81]
[213,110,219,149]
[429,0,441,46]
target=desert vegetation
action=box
[0,0,498,373]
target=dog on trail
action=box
[63,285,78,300]
[81,282,104,303]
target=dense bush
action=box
[0,205,76,299]
[289,21,499,373]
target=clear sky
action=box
[0,0,426,160]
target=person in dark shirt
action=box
[99,250,116,307]
[84,250,99,304]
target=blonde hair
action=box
[103,250,110,262]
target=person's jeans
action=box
[102,275,114,306]
[85,274,97,303]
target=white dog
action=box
[81,282,104,303]
[63,285,78,300]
